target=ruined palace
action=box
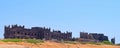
[4,24,115,44]
[79,32,108,42]
[4,25,72,41]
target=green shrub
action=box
[0,39,22,42]
[80,42,100,45]
[102,41,113,45]
[63,41,78,44]
[25,39,44,44]
[0,39,44,44]
[116,44,120,46]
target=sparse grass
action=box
[101,41,113,45]
[63,41,79,44]
[61,40,100,45]
[0,39,22,42]
[0,39,44,44]
[62,41,101,45]
[79,42,100,45]
[79,41,113,45]
[25,39,44,44]
[116,44,120,46]
[0,39,114,45]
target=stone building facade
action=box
[79,32,108,42]
[4,25,72,41]
[111,37,115,44]
[4,24,113,43]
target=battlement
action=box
[80,32,108,42]
[4,25,72,41]
[5,24,24,29]
[4,25,112,43]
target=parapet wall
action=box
[80,32,108,42]
[4,25,72,41]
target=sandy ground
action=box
[0,41,120,48]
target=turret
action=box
[10,24,25,28]
[111,37,115,44]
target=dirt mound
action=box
[0,41,119,48]
[0,44,27,48]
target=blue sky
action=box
[0,0,120,43]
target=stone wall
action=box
[80,32,108,42]
[4,25,72,41]
[111,38,115,44]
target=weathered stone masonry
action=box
[79,32,109,42]
[4,25,72,41]
[4,24,115,44]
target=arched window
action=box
[13,32,15,34]
[34,33,37,35]
[25,33,27,35]
[21,32,23,34]
[28,33,30,35]
[17,32,20,34]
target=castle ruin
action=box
[79,32,108,42]
[4,24,115,44]
[4,25,72,41]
